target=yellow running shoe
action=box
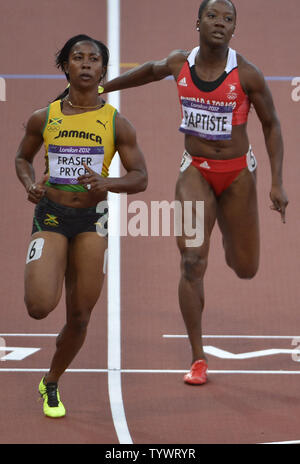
[38,377,66,418]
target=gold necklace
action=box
[66,98,102,109]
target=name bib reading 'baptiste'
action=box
[179,99,233,140]
[48,145,104,184]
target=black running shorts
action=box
[31,196,108,239]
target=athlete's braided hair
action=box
[53,34,109,101]
[198,0,237,21]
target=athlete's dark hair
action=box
[198,0,237,21]
[54,34,109,101]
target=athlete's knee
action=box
[67,308,92,331]
[224,246,259,280]
[237,267,258,280]
[234,262,258,280]
[25,299,53,320]
[181,251,208,282]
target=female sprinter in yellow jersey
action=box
[15,35,148,418]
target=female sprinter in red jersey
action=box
[15,35,147,417]
[103,0,288,385]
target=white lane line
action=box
[163,335,300,339]
[123,369,300,375]
[107,0,132,446]
[0,368,107,372]
[261,440,300,444]
[1,368,300,374]
[0,334,58,337]
[204,346,300,359]
[2,334,298,339]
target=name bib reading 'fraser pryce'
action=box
[179,98,233,140]
[48,145,104,184]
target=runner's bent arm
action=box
[15,108,48,203]
[78,113,148,195]
[242,63,288,221]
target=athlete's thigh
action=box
[25,231,68,307]
[217,168,259,268]
[175,164,217,257]
[65,232,107,311]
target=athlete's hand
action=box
[77,163,108,193]
[27,174,49,204]
[270,185,288,223]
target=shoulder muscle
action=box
[115,112,136,147]
[16,107,48,162]
[167,49,190,77]
[237,54,266,95]
[25,107,49,136]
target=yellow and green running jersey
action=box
[42,99,117,192]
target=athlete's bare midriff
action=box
[184,124,250,160]
[45,185,107,208]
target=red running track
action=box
[0,0,300,446]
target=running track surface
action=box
[0,0,300,445]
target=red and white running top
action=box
[176,47,250,141]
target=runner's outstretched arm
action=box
[103,50,187,93]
